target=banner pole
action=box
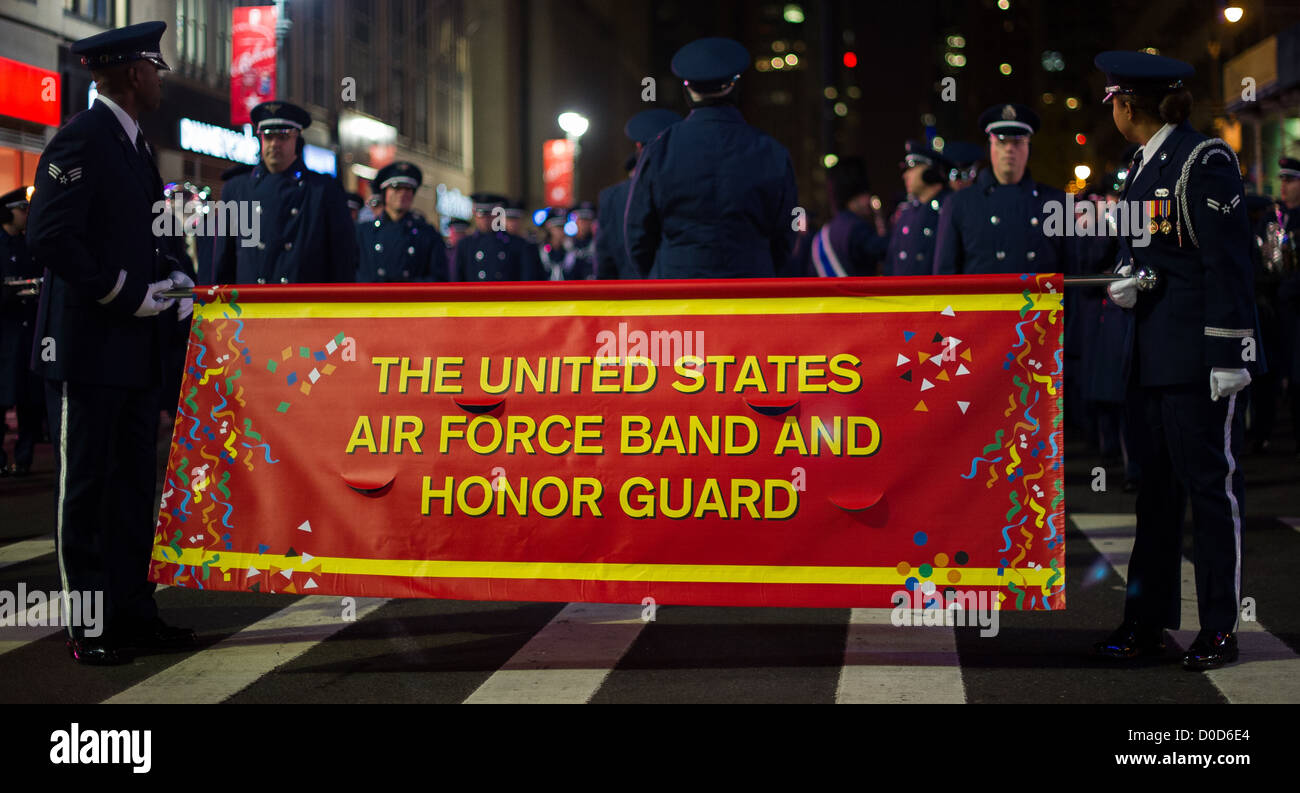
[6,276,1131,302]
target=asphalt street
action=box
[1,406,1297,704]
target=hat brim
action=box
[984,120,1034,136]
[380,177,420,190]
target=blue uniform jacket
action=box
[0,228,39,405]
[885,190,950,276]
[934,170,1068,275]
[1271,208,1300,382]
[596,179,634,279]
[356,212,448,283]
[810,209,886,277]
[26,100,172,389]
[1120,123,1258,387]
[214,157,357,285]
[624,105,798,278]
[455,231,543,282]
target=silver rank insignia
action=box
[1154,188,1169,197]
[1205,195,1240,215]
[47,163,82,185]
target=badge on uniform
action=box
[1144,199,1172,234]
[1205,195,1240,216]
[47,163,83,185]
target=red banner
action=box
[543,139,574,207]
[152,276,1066,610]
[0,56,59,127]
[230,6,277,127]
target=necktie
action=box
[1122,150,1144,198]
[135,130,152,163]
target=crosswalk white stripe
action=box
[0,591,66,656]
[0,536,55,570]
[1074,513,1300,704]
[463,602,646,704]
[0,586,173,658]
[835,608,965,703]
[104,595,388,704]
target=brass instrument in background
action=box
[1260,208,1298,275]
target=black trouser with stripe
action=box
[45,379,161,641]
[1125,383,1245,634]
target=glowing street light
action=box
[1074,164,1091,181]
[557,112,589,138]
[1224,6,1243,23]
[558,111,589,201]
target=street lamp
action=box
[1224,6,1243,23]
[1074,165,1091,181]
[558,112,589,202]
[558,112,589,138]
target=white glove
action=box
[169,270,195,321]
[1210,368,1251,401]
[134,278,176,317]
[1107,263,1137,309]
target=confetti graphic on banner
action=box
[155,288,288,591]
[895,274,1065,610]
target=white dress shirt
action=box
[1132,122,1175,181]
[95,94,140,150]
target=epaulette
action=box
[1174,138,1241,249]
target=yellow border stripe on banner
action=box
[154,546,1062,589]
[197,293,1062,321]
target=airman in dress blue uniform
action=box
[596,109,682,279]
[564,201,598,280]
[941,141,983,192]
[539,207,570,281]
[455,193,541,282]
[356,162,447,283]
[504,198,528,240]
[885,142,952,276]
[0,186,41,476]
[26,21,195,664]
[345,192,365,224]
[624,37,798,278]
[214,100,358,285]
[810,156,887,277]
[1263,158,1300,455]
[933,105,1070,275]
[445,217,469,281]
[1091,51,1258,670]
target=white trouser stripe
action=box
[1222,392,1242,632]
[56,382,72,638]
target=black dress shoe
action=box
[67,638,128,666]
[124,617,197,650]
[1094,621,1166,659]
[1182,631,1238,671]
